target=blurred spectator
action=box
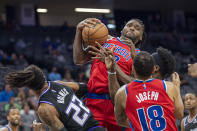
[62,69,74,82]
[0,84,14,102]
[16,88,26,106]
[48,66,62,81]
[27,89,38,110]
[52,38,61,50]
[15,38,27,54]
[18,54,28,69]
[1,51,11,65]
[20,103,36,131]
[56,51,65,63]
[10,53,19,66]
[42,36,52,49]
[4,97,22,112]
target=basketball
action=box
[82,22,109,46]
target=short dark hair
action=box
[129,19,146,48]
[133,51,155,79]
[5,65,45,91]
[7,107,19,116]
[152,47,176,79]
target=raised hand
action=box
[104,47,116,72]
[33,120,46,131]
[88,41,107,62]
[172,72,181,89]
[76,18,101,31]
[121,38,136,59]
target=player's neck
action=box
[119,36,137,45]
[8,123,18,131]
[135,75,152,81]
[189,108,197,120]
[36,82,49,98]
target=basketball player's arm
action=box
[114,86,130,128]
[38,104,68,131]
[115,64,134,84]
[55,81,88,97]
[166,81,184,120]
[73,18,101,65]
[180,118,185,131]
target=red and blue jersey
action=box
[125,79,177,131]
[87,37,133,94]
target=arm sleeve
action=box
[75,83,88,98]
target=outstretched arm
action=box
[73,18,101,65]
[54,81,88,97]
[38,103,68,131]
[166,72,184,120]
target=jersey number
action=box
[137,105,166,131]
[66,95,90,126]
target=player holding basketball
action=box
[113,51,184,130]
[181,92,197,131]
[0,108,21,131]
[5,65,106,131]
[73,18,146,131]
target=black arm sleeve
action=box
[76,83,88,98]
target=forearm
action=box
[108,72,121,103]
[115,64,133,85]
[73,29,90,65]
[115,108,130,128]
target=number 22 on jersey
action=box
[66,95,90,126]
[137,105,166,131]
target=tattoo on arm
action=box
[38,105,64,131]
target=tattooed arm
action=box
[38,103,68,131]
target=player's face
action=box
[7,109,21,126]
[121,20,143,44]
[184,93,197,110]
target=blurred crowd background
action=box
[0,0,197,130]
